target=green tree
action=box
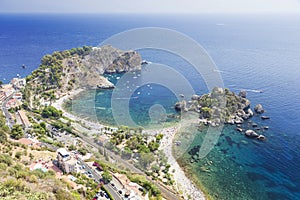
[41,106,62,119]
[40,122,46,130]
[78,147,87,156]
[0,154,13,166]
[139,153,155,169]
[148,141,159,152]
[68,144,76,151]
[15,151,22,159]
[10,125,24,139]
[102,171,112,184]
[151,164,160,173]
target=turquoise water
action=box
[67,73,180,128]
[1,14,300,199]
[174,124,287,200]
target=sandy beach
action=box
[52,89,206,200]
[52,88,105,131]
[159,127,206,200]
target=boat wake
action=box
[113,96,139,100]
[240,88,264,93]
[96,107,106,110]
[213,69,231,74]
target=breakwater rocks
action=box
[175,87,269,141]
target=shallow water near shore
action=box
[65,74,180,128]
[174,124,296,200]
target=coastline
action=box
[52,88,206,200]
[159,126,206,200]
[52,88,105,131]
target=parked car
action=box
[99,191,104,197]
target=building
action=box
[57,148,77,174]
[13,92,23,100]
[114,173,146,200]
[0,91,6,102]
[17,110,31,128]
[6,98,22,109]
[97,134,109,146]
[1,84,15,97]
[11,78,26,89]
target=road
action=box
[104,183,123,200]
[1,92,15,129]
[78,158,123,200]
[75,130,181,200]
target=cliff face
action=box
[62,46,141,89]
[24,45,142,108]
[84,46,141,74]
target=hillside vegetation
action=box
[23,45,141,109]
[175,87,252,126]
[0,113,82,200]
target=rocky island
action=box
[175,87,268,141]
[23,45,142,109]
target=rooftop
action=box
[57,148,70,157]
[17,110,31,128]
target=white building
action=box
[57,148,77,174]
[11,78,26,89]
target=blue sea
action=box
[1,14,300,199]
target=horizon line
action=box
[1,11,300,15]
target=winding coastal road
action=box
[1,92,15,129]
[74,130,181,200]
[78,158,123,200]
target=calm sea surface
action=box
[1,14,300,199]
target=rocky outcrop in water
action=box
[245,130,266,141]
[254,104,265,114]
[175,87,253,126]
[239,90,247,98]
[175,100,187,112]
[174,87,269,141]
[245,130,259,138]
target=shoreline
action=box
[52,88,105,131]
[52,88,206,200]
[159,126,206,200]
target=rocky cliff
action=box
[23,45,142,108]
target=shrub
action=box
[10,124,24,139]
[42,106,62,119]
[0,154,13,166]
[15,151,22,159]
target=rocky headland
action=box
[23,45,142,109]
